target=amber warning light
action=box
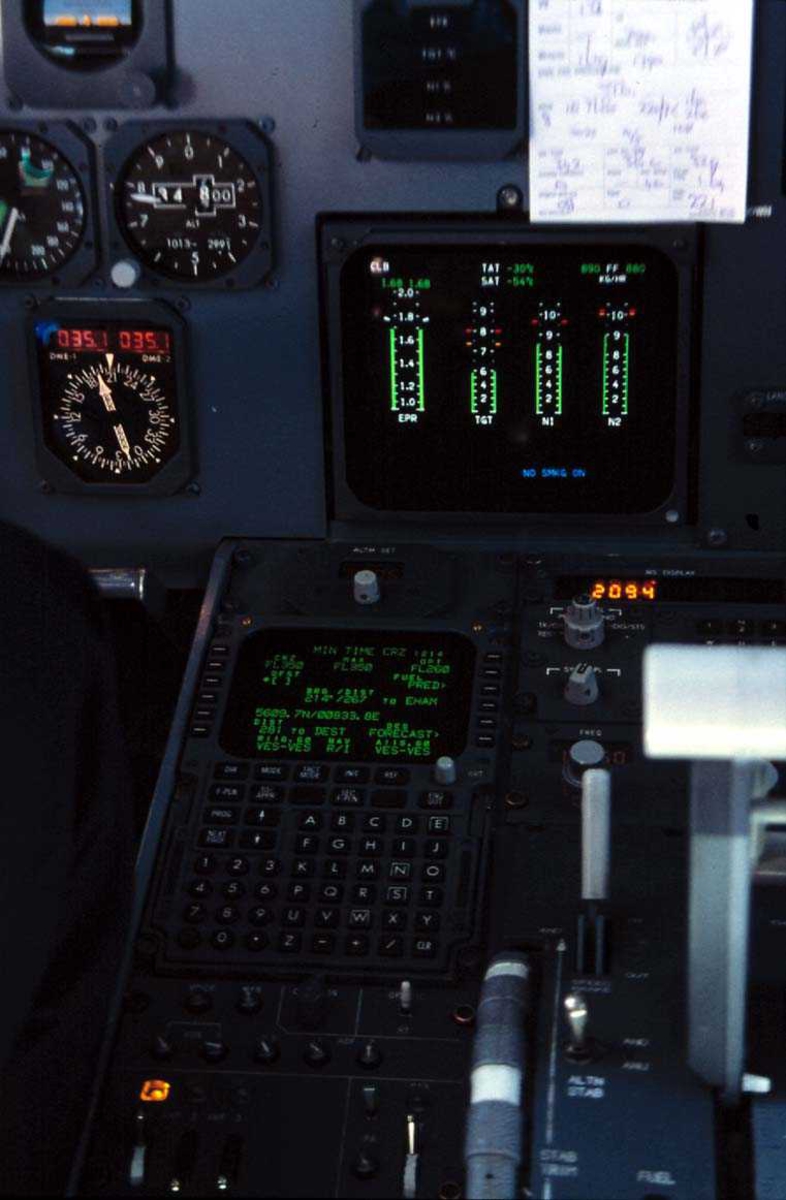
[139,1080,171,1103]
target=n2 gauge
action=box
[30,301,195,496]
[108,122,274,288]
[0,126,96,285]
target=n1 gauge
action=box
[29,301,194,496]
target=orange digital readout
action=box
[590,579,658,602]
[139,1079,171,1103]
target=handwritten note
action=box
[529,0,754,223]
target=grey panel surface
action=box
[0,0,784,586]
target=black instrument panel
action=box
[323,220,696,525]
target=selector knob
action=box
[434,756,457,786]
[564,663,600,707]
[564,740,606,788]
[354,569,380,606]
[563,594,606,650]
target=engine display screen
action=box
[339,244,680,513]
[221,629,476,763]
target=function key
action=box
[194,854,218,875]
[476,735,496,749]
[190,725,211,739]
[481,667,502,679]
[244,807,281,827]
[194,707,215,722]
[761,619,786,638]
[479,700,499,713]
[483,652,503,664]
[206,657,227,672]
[332,787,365,807]
[250,783,284,804]
[371,789,408,809]
[418,791,453,810]
[294,764,329,783]
[412,938,438,959]
[239,830,277,851]
[289,786,327,806]
[477,716,497,730]
[199,828,235,848]
[254,763,289,782]
[204,807,239,825]
[480,684,500,697]
[335,766,370,784]
[210,782,246,803]
[728,618,755,637]
[200,691,219,705]
[374,767,410,786]
[210,644,230,658]
[214,762,249,781]
[203,675,223,689]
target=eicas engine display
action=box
[338,242,683,514]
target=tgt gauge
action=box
[30,302,194,495]
[111,124,274,286]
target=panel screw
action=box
[498,184,523,210]
[82,117,97,134]
[258,117,276,134]
[186,481,201,496]
[38,480,54,494]
[706,528,728,548]
[356,144,372,163]
[104,118,119,132]
[234,548,252,566]
[746,439,764,454]
[505,791,529,809]
[7,94,22,111]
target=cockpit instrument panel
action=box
[107,123,274,287]
[324,222,695,522]
[29,300,194,495]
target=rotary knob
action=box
[434,756,457,786]
[353,569,380,605]
[564,663,600,707]
[563,595,605,650]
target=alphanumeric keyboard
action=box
[156,759,486,976]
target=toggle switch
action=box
[564,663,600,707]
[128,1111,148,1189]
[169,1128,199,1193]
[564,992,591,1060]
[362,1085,379,1118]
[399,980,413,1016]
[217,1134,244,1192]
[357,1039,383,1069]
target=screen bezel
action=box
[320,217,697,531]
